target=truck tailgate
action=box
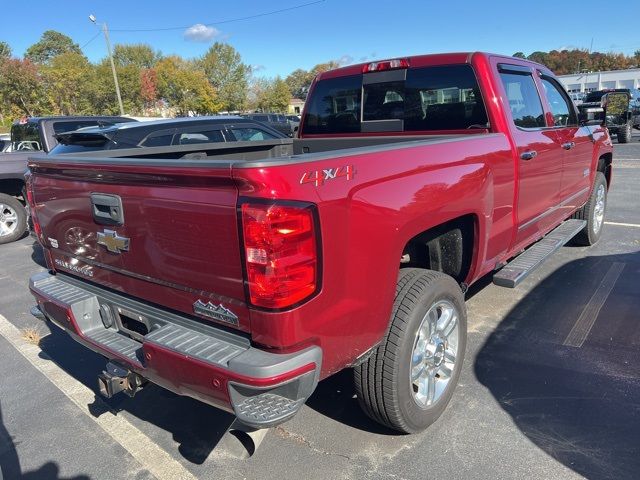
[29,157,250,332]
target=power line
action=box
[109,0,325,32]
[80,31,102,50]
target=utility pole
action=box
[90,15,124,115]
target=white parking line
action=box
[605,221,640,228]
[563,262,625,348]
[0,314,197,480]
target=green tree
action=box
[156,56,221,115]
[285,68,314,99]
[25,30,81,64]
[0,58,47,116]
[0,41,11,59]
[512,52,526,59]
[113,43,161,69]
[257,76,291,112]
[199,43,249,111]
[43,51,94,115]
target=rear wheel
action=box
[571,172,607,246]
[617,122,632,143]
[0,193,27,245]
[354,268,467,433]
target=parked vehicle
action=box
[0,134,10,152]
[578,88,640,142]
[27,52,614,437]
[0,116,135,244]
[243,113,293,137]
[51,116,287,155]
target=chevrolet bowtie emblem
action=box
[97,229,130,254]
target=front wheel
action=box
[571,172,607,246]
[354,268,467,433]
[0,193,28,245]
[617,122,632,143]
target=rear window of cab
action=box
[302,64,488,134]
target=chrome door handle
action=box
[520,150,537,161]
[561,142,575,150]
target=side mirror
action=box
[602,91,631,128]
[578,106,604,126]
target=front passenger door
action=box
[539,76,593,217]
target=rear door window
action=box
[228,127,278,141]
[302,65,488,134]
[174,128,225,145]
[499,72,546,128]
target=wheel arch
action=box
[400,214,478,286]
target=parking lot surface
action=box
[1,134,639,480]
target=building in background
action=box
[287,98,305,115]
[558,68,640,94]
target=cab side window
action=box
[499,72,546,128]
[541,78,577,127]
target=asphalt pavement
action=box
[0,133,639,480]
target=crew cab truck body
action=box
[0,116,134,244]
[27,52,613,433]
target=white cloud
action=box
[184,24,220,42]
[337,54,354,66]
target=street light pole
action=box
[90,15,124,115]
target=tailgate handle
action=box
[91,193,124,226]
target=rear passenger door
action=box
[497,64,563,246]
[538,75,593,216]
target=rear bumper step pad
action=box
[29,271,321,428]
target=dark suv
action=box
[242,113,294,137]
[580,88,640,143]
[50,116,287,154]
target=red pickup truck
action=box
[27,52,614,434]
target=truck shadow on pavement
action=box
[475,250,640,480]
[36,324,234,465]
[0,401,89,479]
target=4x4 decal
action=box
[300,165,355,187]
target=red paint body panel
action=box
[29,52,613,384]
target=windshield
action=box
[10,122,42,151]
[302,64,488,135]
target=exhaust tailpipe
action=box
[219,420,269,459]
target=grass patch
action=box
[21,328,42,346]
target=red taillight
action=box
[362,58,410,73]
[241,202,319,309]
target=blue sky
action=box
[3,0,639,77]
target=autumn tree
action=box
[113,44,161,69]
[43,51,94,115]
[285,68,314,99]
[199,43,249,112]
[256,76,291,112]
[0,59,47,116]
[140,68,158,110]
[283,60,341,99]
[25,30,81,64]
[156,56,221,115]
[0,41,11,60]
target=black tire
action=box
[571,172,607,246]
[0,193,28,245]
[617,122,632,143]
[354,268,467,433]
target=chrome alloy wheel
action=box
[0,203,18,237]
[410,300,460,407]
[593,184,606,234]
